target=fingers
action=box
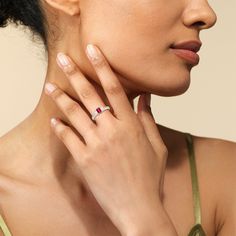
[137,94,168,200]
[85,44,135,120]
[44,82,97,142]
[45,44,137,148]
[50,117,86,159]
[56,53,113,124]
[137,93,168,158]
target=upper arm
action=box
[216,195,236,236]
[216,214,236,236]
[210,139,236,235]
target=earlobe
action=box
[44,0,80,16]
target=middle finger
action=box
[56,53,113,124]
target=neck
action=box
[3,56,138,186]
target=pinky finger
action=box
[50,118,86,160]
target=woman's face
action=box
[52,0,217,97]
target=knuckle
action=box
[81,143,104,167]
[93,58,106,68]
[134,127,145,140]
[92,139,105,151]
[127,119,144,134]
[84,125,96,138]
[80,85,94,100]
[51,88,64,100]
[81,155,96,169]
[57,126,71,142]
[104,126,123,144]
[64,64,78,77]
[91,143,108,160]
[127,123,145,140]
[64,102,79,116]
[88,121,97,133]
[106,131,118,143]
[106,83,122,96]
[83,123,98,139]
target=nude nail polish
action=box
[57,53,70,67]
[86,44,100,61]
[45,83,56,94]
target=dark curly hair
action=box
[0,0,48,50]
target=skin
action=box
[0,0,235,235]
[44,49,176,236]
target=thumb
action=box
[137,93,168,157]
[137,93,168,200]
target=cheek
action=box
[80,1,189,96]
[81,1,170,52]
[81,2,169,69]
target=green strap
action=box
[0,214,12,236]
[185,133,206,236]
[185,133,202,225]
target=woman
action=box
[0,0,235,236]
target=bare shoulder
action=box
[193,134,236,169]
[192,134,236,235]
[193,134,236,177]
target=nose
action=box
[182,0,217,30]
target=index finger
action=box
[86,44,135,121]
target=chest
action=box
[0,165,216,236]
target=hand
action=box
[44,44,172,236]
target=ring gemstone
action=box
[96,108,102,113]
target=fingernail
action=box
[86,44,100,61]
[50,118,58,127]
[45,82,57,94]
[145,93,151,106]
[57,53,70,67]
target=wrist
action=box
[125,222,178,236]
[124,218,178,236]
[119,203,178,236]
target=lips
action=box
[170,40,202,53]
[170,40,202,65]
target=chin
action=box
[126,74,191,98]
[110,57,193,98]
[153,75,191,97]
[139,66,192,97]
[153,83,190,97]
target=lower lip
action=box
[170,48,200,65]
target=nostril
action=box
[193,21,205,27]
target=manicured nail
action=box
[57,53,70,67]
[50,118,58,127]
[45,82,57,94]
[86,44,100,61]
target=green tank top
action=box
[0,133,206,236]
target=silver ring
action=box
[91,106,111,121]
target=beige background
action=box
[0,0,235,142]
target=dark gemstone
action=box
[96,108,102,113]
